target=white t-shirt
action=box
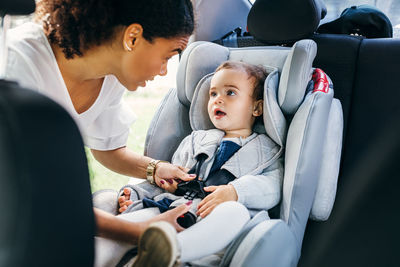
[5,22,136,150]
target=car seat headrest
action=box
[247,0,326,44]
[0,0,35,15]
[177,40,317,146]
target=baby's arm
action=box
[196,185,238,218]
[196,159,283,217]
[230,159,284,211]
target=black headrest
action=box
[0,0,35,15]
[247,0,327,44]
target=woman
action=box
[5,0,195,245]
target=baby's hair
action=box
[215,61,268,100]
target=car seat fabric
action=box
[218,210,270,266]
[0,81,95,267]
[310,98,342,220]
[278,41,316,114]
[281,73,335,244]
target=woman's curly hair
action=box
[36,0,194,59]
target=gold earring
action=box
[124,42,132,51]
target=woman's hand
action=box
[147,203,192,232]
[154,162,196,193]
[197,185,238,218]
[117,162,196,212]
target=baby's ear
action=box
[253,100,263,117]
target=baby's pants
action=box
[94,201,250,267]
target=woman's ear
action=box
[123,23,143,51]
[253,100,263,117]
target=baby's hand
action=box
[118,188,133,213]
[197,185,238,218]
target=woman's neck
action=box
[51,44,119,114]
[51,44,116,83]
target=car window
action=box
[322,0,399,37]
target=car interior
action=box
[1,0,399,266]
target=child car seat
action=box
[144,39,343,266]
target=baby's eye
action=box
[209,91,217,97]
[227,90,236,96]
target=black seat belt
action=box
[175,153,236,199]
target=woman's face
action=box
[119,34,189,91]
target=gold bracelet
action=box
[146,159,168,185]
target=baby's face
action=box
[207,68,261,138]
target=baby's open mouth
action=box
[214,109,226,117]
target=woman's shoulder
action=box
[7,22,54,67]
[5,22,58,91]
[8,22,47,47]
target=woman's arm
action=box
[94,204,191,244]
[94,207,145,244]
[91,147,151,178]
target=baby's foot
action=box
[118,188,133,213]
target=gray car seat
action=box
[0,1,95,266]
[145,37,343,265]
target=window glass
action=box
[321,0,399,37]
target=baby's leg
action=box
[177,201,250,262]
[94,208,160,267]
